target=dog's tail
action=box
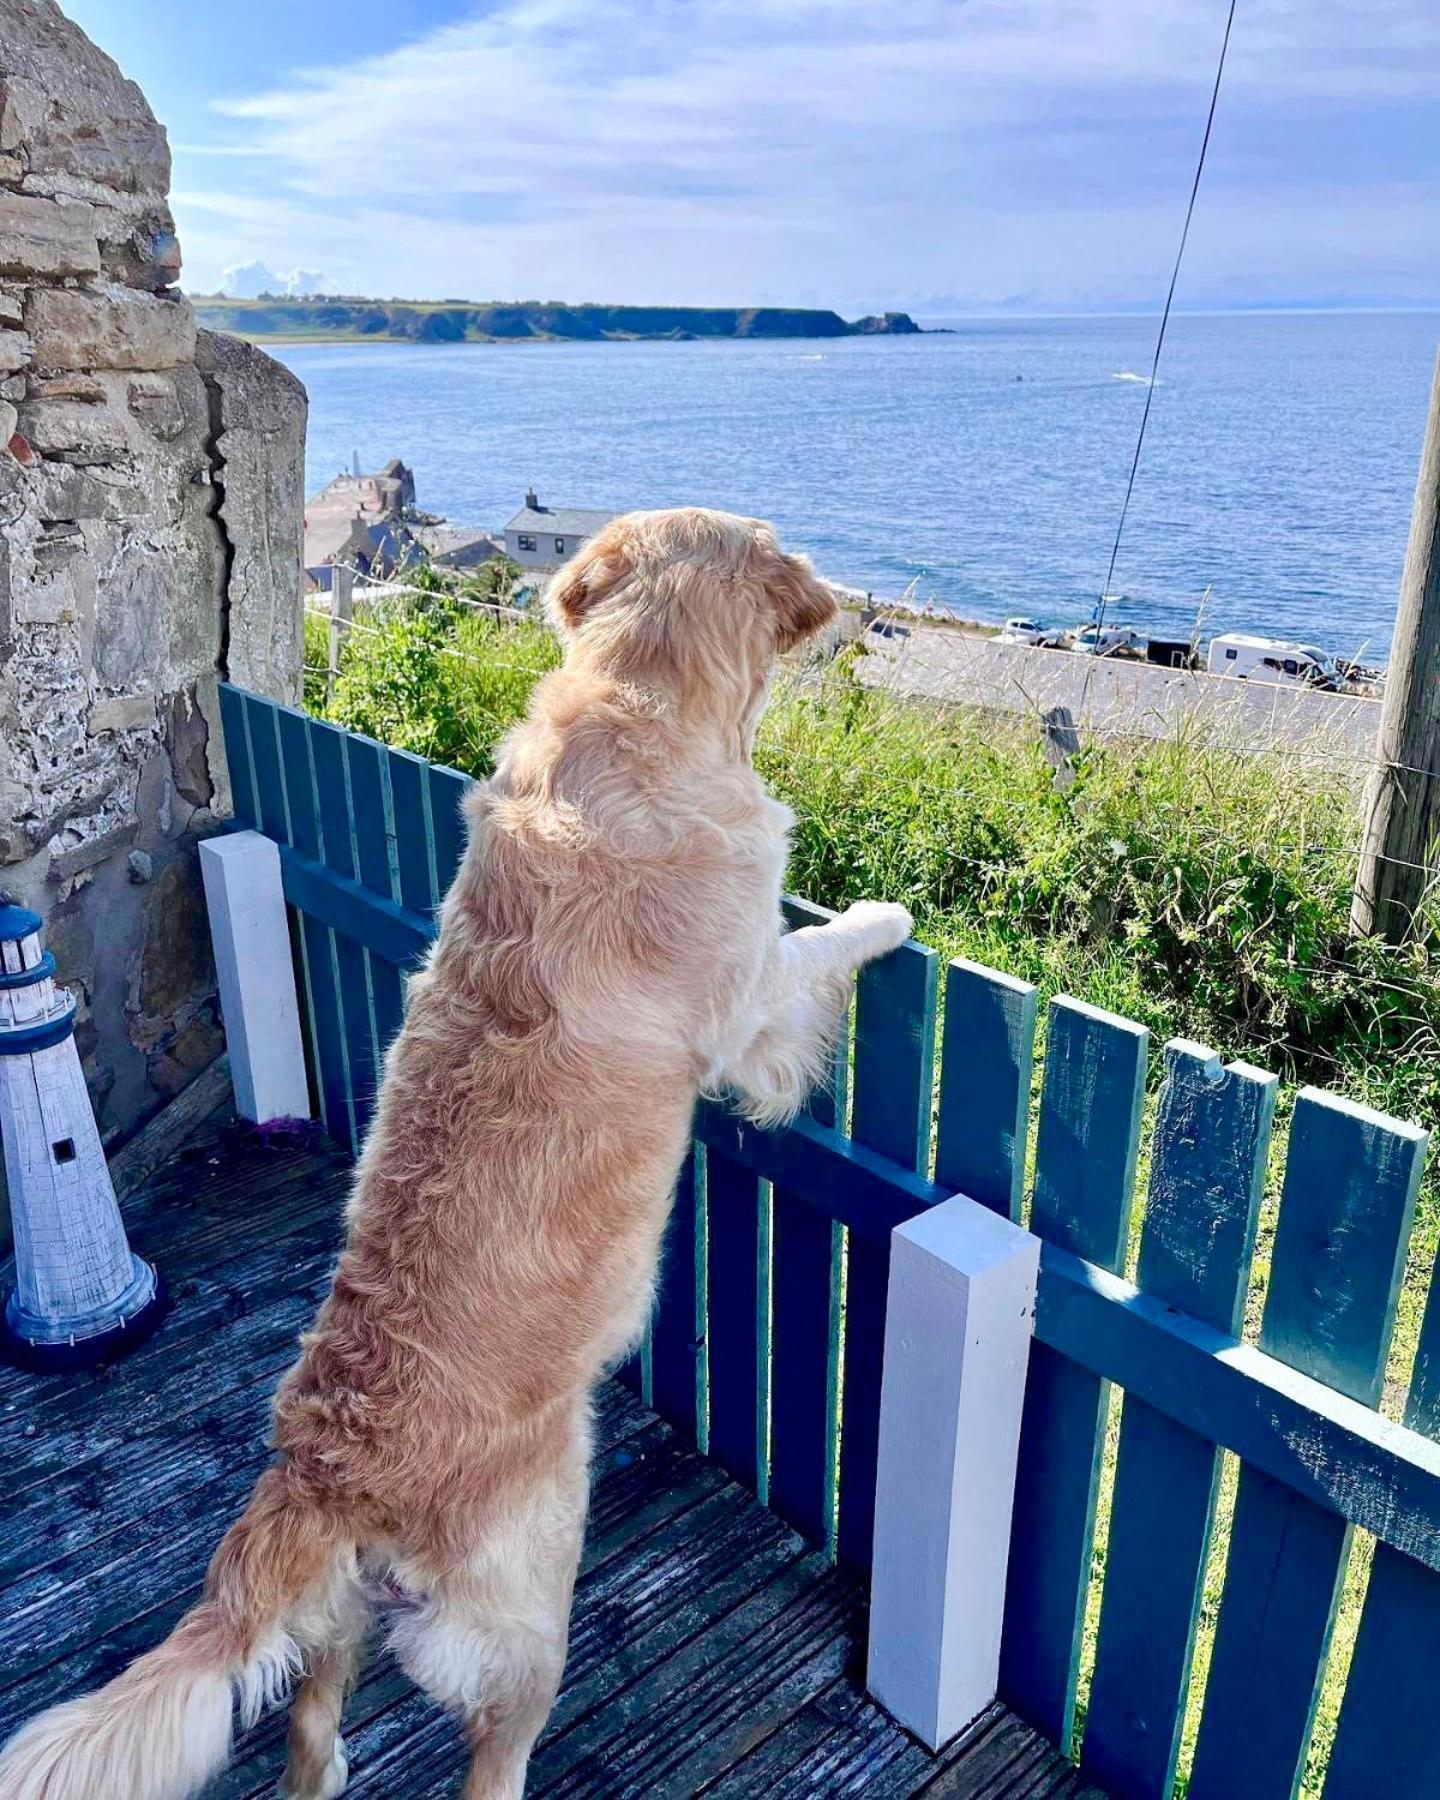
[0,1467,350,1800]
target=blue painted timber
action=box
[1034,1245,1440,1571]
[768,898,848,1547]
[835,937,938,1580]
[1000,998,1148,1751]
[427,764,471,900]
[1189,1090,1427,1800]
[295,715,362,1147]
[386,747,437,919]
[704,1146,765,1492]
[1326,1236,1440,1798]
[343,733,406,1131]
[1083,1045,1276,1800]
[935,959,1037,1221]
[242,691,289,845]
[649,1150,704,1442]
[217,683,257,827]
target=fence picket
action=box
[935,959,1037,1221]
[835,936,939,1578]
[343,735,406,1135]
[1082,1044,1277,1800]
[1325,1235,1440,1798]
[427,765,472,901]
[241,690,288,844]
[769,898,850,1548]
[704,1139,765,1490]
[1000,997,1149,1749]
[243,696,350,1147]
[217,684,256,827]
[386,748,437,919]
[649,1149,704,1442]
[1189,1092,1426,1800]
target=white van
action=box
[1208,634,1334,687]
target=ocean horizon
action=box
[277,309,1439,662]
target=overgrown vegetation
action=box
[313,593,1439,1131]
[310,590,1438,1798]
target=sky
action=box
[65,0,1440,314]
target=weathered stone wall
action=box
[0,1,305,1224]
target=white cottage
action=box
[504,489,615,573]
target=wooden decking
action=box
[0,1114,1094,1797]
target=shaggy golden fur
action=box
[0,508,911,1800]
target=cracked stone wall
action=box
[0,0,305,1228]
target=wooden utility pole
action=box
[326,564,354,707]
[1352,350,1440,941]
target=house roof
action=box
[505,504,615,537]
[304,515,409,572]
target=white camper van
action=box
[1207,634,1334,688]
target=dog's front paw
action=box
[839,900,914,957]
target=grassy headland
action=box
[194,296,924,345]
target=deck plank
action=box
[0,1120,1089,1798]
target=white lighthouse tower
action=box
[0,896,165,1370]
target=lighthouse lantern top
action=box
[0,902,42,945]
[0,901,45,984]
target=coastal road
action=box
[857,626,1380,772]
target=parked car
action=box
[1208,633,1336,687]
[1072,623,1147,658]
[995,615,1046,645]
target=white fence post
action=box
[327,564,354,705]
[867,1194,1040,1749]
[200,831,311,1125]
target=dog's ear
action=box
[770,552,838,652]
[546,521,635,633]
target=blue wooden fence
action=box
[219,683,1440,1800]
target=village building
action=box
[504,488,614,571]
[302,457,421,591]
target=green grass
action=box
[309,596,1439,1796]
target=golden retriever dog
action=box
[0,508,911,1800]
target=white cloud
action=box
[175,0,1440,306]
[216,259,333,298]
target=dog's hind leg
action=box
[279,1562,373,1800]
[389,1431,589,1798]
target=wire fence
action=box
[305,571,1440,945]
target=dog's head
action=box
[545,508,837,721]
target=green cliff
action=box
[190,297,924,344]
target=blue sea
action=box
[277,311,1438,663]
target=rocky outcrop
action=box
[0,0,306,1199]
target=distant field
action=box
[190,296,924,345]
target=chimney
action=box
[525,486,539,511]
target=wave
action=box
[1112,370,1158,385]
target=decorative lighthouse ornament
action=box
[0,896,165,1370]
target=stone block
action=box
[0,397,15,445]
[127,373,184,440]
[24,283,195,371]
[136,852,213,1026]
[46,819,137,882]
[0,375,21,400]
[0,328,30,372]
[0,193,99,278]
[28,371,104,402]
[166,686,214,807]
[146,1009,224,1100]
[17,396,126,457]
[33,520,85,572]
[0,288,21,326]
[26,459,110,519]
[88,692,156,735]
